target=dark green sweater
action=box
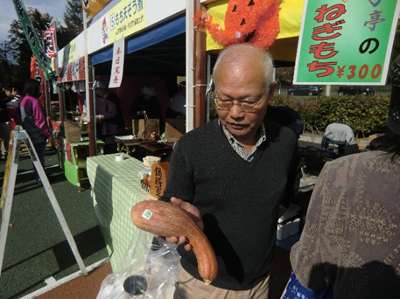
[160,118,298,290]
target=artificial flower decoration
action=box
[194,0,281,51]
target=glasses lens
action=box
[215,97,262,112]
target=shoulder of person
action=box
[177,119,219,145]
[106,91,119,102]
[264,119,297,143]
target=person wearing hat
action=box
[289,56,400,298]
[90,78,125,154]
[166,81,186,119]
[63,82,79,120]
[130,83,164,131]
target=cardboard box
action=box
[165,119,185,142]
[150,162,169,198]
[277,218,300,240]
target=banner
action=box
[43,22,57,58]
[82,0,111,20]
[30,55,45,103]
[109,37,125,88]
[100,0,146,46]
[294,0,400,85]
[12,0,54,80]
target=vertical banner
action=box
[294,0,400,85]
[30,55,45,103]
[109,37,125,88]
[12,0,53,79]
[82,0,111,19]
[43,22,57,58]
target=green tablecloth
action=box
[86,153,153,271]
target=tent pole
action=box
[186,0,195,132]
[194,1,207,128]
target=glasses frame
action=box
[213,94,267,113]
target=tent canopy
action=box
[92,14,186,76]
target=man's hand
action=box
[157,197,204,251]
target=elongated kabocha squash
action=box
[130,200,218,285]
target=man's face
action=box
[95,88,106,98]
[214,59,275,143]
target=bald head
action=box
[213,44,274,89]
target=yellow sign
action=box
[63,39,76,66]
[107,0,147,43]
[82,0,111,20]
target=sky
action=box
[0,0,68,44]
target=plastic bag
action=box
[97,230,181,299]
[281,270,332,299]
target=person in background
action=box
[0,89,11,160]
[130,83,164,132]
[63,82,78,113]
[20,79,53,183]
[289,55,400,298]
[3,82,23,127]
[159,44,300,298]
[90,78,124,154]
[166,81,186,118]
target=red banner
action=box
[30,55,45,103]
[44,22,57,58]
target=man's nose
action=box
[229,102,245,117]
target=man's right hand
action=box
[158,197,204,252]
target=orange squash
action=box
[130,200,218,285]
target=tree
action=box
[7,8,54,83]
[63,0,84,36]
[0,42,15,85]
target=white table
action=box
[86,153,153,271]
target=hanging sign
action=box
[100,0,146,46]
[82,0,111,20]
[30,55,45,103]
[109,37,125,88]
[294,0,400,85]
[43,22,57,58]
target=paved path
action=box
[0,148,108,299]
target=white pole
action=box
[83,11,90,121]
[185,0,195,132]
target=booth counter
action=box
[52,120,105,191]
[57,139,105,192]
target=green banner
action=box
[294,0,400,85]
[12,0,54,80]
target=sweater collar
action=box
[218,119,266,161]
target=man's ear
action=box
[266,82,278,105]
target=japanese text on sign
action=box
[107,0,146,43]
[294,0,400,85]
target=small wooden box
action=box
[150,162,169,198]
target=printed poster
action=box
[294,0,400,85]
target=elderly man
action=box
[159,43,299,298]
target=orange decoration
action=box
[194,0,281,50]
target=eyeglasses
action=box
[214,95,266,113]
